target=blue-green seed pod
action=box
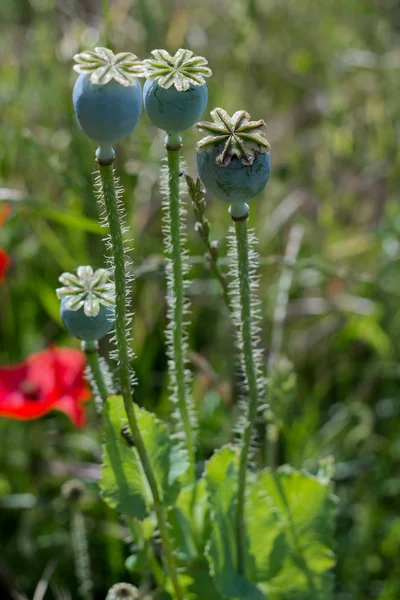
[73,74,142,145]
[143,48,212,133]
[61,298,115,341]
[196,108,271,212]
[72,47,145,145]
[56,265,115,342]
[143,79,208,133]
[197,147,271,204]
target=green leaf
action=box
[15,196,103,234]
[178,559,225,600]
[100,396,188,519]
[167,479,224,600]
[342,314,392,357]
[204,446,266,600]
[168,479,209,562]
[38,205,104,234]
[247,467,336,599]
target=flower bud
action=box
[106,583,138,600]
[61,479,84,502]
[210,239,219,258]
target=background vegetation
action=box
[1,0,400,598]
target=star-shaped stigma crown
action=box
[143,48,212,91]
[73,47,145,86]
[56,266,115,317]
[196,108,271,166]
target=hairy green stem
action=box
[97,163,184,600]
[166,136,195,482]
[234,216,260,576]
[82,341,109,403]
[71,509,93,600]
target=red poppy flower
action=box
[0,347,91,427]
[0,204,11,283]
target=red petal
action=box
[0,361,55,419]
[53,395,87,427]
[0,248,10,284]
[0,347,91,426]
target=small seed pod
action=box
[72,48,144,147]
[196,108,271,216]
[61,299,115,342]
[56,266,115,342]
[61,479,84,502]
[143,48,211,133]
[106,583,138,600]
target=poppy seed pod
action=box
[143,48,211,133]
[196,108,271,212]
[144,79,208,133]
[197,147,271,205]
[72,48,145,146]
[56,266,115,342]
[73,75,142,145]
[61,299,115,342]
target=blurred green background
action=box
[1,0,400,598]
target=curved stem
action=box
[82,341,109,403]
[97,162,184,600]
[185,173,231,310]
[233,216,260,576]
[165,135,195,482]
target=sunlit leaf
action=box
[248,467,337,599]
[204,446,266,600]
[100,396,188,519]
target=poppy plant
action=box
[0,204,11,284]
[0,347,91,427]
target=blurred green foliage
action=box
[1,0,400,598]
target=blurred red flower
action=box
[0,204,11,284]
[0,347,91,427]
[0,248,10,283]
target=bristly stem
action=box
[97,162,184,600]
[165,134,196,482]
[82,340,109,404]
[71,509,93,600]
[62,480,93,600]
[232,215,262,576]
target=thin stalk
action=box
[100,0,111,47]
[97,162,184,600]
[264,225,303,467]
[62,480,93,600]
[185,173,230,310]
[233,216,260,576]
[82,340,109,403]
[165,135,195,482]
[71,509,93,600]
[268,225,304,372]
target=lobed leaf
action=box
[247,467,337,599]
[204,446,267,600]
[100,396,189,519]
